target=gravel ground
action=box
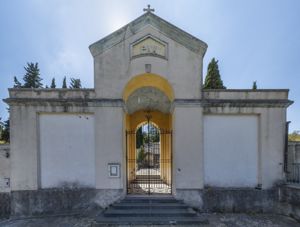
[0,213,299,227]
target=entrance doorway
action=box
[126,112,172,195]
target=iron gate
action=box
[126,122,172,195]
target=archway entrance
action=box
[123,73,174,195]
[126,111,172,195]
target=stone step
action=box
[136,175,161,178]
[103,208,197,217]
[112,202,188,209]
[94,196,209,225]
[122,196,181,203]
[131,179,165,182]
[135,177,161,180]
[94,216,209,225]
[130,181,166,184]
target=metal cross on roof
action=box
[143,4,155,13]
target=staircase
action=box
[94,196,208,225]
[130,175,165,185]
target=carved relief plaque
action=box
[131,36,167,59]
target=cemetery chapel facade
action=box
[4,9,293,211]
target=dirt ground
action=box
[0,213,299,227]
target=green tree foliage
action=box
[62,76,67,88]
[149,124,159,142]
[203,58,226,89]
[0,118,3,140]
[289,131,300,142]
[136,124,160,149]
[252,81,257,90]
[13,76,22,88]
[136,127,143,149]
[69,78,82,88]
[142,124,160,144]
[0,119,10,143]
[23,62,43,88]
[50,78,56,88]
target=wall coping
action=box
[288,141,300,145]
[4,88,293,109]
[203,90,290,100]
[283,184,300,190]
[203,89,290,92]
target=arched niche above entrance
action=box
[123,73,174,102]
[123,73,174,114]
[126,87,171,114]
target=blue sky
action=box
[0,0,299,131]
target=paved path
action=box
[0,213,299,227]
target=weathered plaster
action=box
[175,188,277,213]
[0,145,10,193]
[10,189,123,217]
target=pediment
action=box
[89,12,207,57]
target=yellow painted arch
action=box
[128,110,172,131]
[123,73,174,101]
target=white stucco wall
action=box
[203,107,287,189]
[94,107,123,189]
[173,106,203,189]
[39,114,95,188]
[10,105,39,190]
[260,108,286,188]
[204,115,258,187]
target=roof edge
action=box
[89,12,208,57]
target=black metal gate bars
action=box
[126,122,172,195]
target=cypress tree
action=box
[203,58,226,89]
[136,127,143,149]
[252,81,257,90]
[62,77,67,88]
[23,62,43,88]
[50,78,56,88]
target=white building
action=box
[2,9,293,215]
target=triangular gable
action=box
[89,12,208,57]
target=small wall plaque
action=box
[108,163,120,178]
[4,178,10,188]
[0,177,10,188]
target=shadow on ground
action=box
[0,212,299,227]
